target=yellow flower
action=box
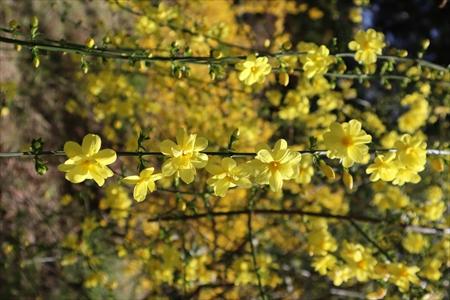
[349,7,363,23]
[253,139,301,192]
[328,264,353,286]
[312,254,337,275]
[236,55,272,86]
[206,157,252,196]
[340,241,377,282]
[123,167,163,202]
[402,232,429,254]
[366,152,398,182]
[395,134,427,172]
[99,184,131,220]
[420,258,442,281]
[348,28,386,65]
[295,154,314,184]
[300,45,335,78]
[387,263,420,292]
[58,134,117,186]
[307,228,338,256]
[323,119,372,168]
[421,200,445,222]
[160,129,208,184]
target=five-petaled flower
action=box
[323,120,372,168]
[160,129,208,184]
[123,167,163,202]
[348,28,386,65]
[58,134,117,186]
[252,139,301,192]
[236,55,272,86]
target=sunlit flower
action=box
[123,167,163,201]
[301,45,335,78]
[340,241,377,282]
[253,139,301,192]
[160,129,208,184]
[323,119,372,168]
[58,134,116,186]
[395,134,427,172]
[236,55,272,86]
[387,263,420,292]
[348,29,385,65]
[366,152,398,182]
[206,157,252,196]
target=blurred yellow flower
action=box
[387,263,420,292]
[123,167,163,201]
[236,55,272,86]
[348,29,385,65]
[402,232,429,254]
[323,119,372,168]
[160,129,208,184]
[58,134,116,186]
[206,157,251,196]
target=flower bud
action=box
[279,72,289,86]
[320,161,335,181]
[31,16,39,28]
[430,157,444,172]
[33,57,40,68]
[343,170,353,190]
[86,38,95,49]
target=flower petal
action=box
[64,142,82,158]
[134,181,148,202]
[93,149,117,165]
[82,134,101,156]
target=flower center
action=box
[341,135,354,147]
[269,161,279,172]
[251,66,258,73]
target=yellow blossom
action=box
[123,167,163,201]
[252,139,301,192]
[328,264,353,286]
[58,134,117,186]
[340,241,377,282]
[366,152,398,182]
[206,157,252,196]
[160,129,208,184]
[420,258,443,281]
[312,254,337,275]
[395,134,427,171]
[402,232,429,253]
[323,119,372,168]
[300,45,335,78]
[348,29,386,65]
[236,55,272,86]
[387,263,420,292]
[307,228,338,256]
[295,154,314,184]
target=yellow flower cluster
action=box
[366,134,427,185]
[398,92,429,133]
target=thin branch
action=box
[0,148,449,158]
[247,192,267,300]
[348,219,393,262]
